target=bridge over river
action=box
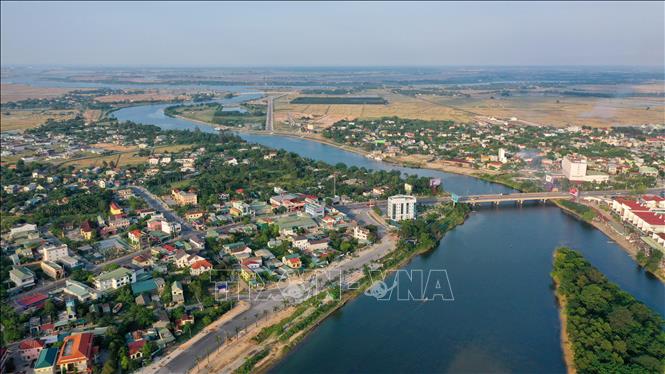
[341,187,665,209]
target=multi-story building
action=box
[10,266,35,288]
[171,189,198,206]
[94,267,136,291]
[561,155,587,180]
[56,333,96,374]
[42,244,69,262]
[305,202,325,218]
[387,195,417,221]
[562,155,609,183]
[41,261,64,279]
[353,226,370,241]
[172,281,185,305]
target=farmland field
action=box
[275,85,664,130]
[0,109,80,132]
[290,96,387,105]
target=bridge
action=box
[340,188,665,210]
[458,191,574,205]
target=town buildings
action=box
[387,195,417,221]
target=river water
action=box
[112,100,664,373]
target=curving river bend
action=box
[113,98,664,373]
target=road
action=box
[145,232,396,374]
[339,187,665,210]
[264,96,274,132]
[130,186,194,235]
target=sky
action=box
[1,1,664,67]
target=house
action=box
[240,265,257,281]
[184,211,205,221]
[80,221,94,240]
[190,259,213,276]
[254,249,275,260]
[109,202,123,216]
[223,242,253,259]
[34,347,59,374]
[56,333,97,373]
[128,340,146,360]
[135,293,151,306]
[282,254,302,269]
[353,226,370,241]
[171,189,198,206]
[131,279,158,296]
[291,236,309,250]
[174,251,205,269]
[172,281,185,305]
[132,254,153,268]
[9,223,38,240]
[230,201,254,217]
[10,266,35,288]
[94,267,136,291]
[64,280,99,302]
[175,315,195,334]
[18,338,44,361]
[41,261,65,280]
[307,238,329,251]
[108,216,130,230]
[128,230,142,247]
[189,236,205,250]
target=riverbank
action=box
[236,205,469,373]
[167,112,497,179]
[552,273,577,374]
[553,200,665,283]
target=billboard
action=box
[429,178,442,188]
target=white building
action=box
[304,202,325,218]
[94,267,136,291]
[498,148,507,164]
[42,244,70,262]
[387,195,417,221]
[353,226,370,241]
[561,155,609,183]
[10,266,35,288]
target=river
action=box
[112,100,664,373]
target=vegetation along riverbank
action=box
[551,247,665,374]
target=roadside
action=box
[554,200,665,283]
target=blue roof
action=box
[131,279,158,295]
[34,347,58,369]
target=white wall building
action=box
[562,155,609,183]
[42,244,69,262]
[387,195,417,221]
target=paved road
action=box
[265,96,274,132]
[339,187,665,209]
[130,186,194,235]
[146,232,396,374]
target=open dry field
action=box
[0,83,74,103]
[93,90,189,103]
[274,89,474,130]
[275,85,664,129]
[0,109,80,132]
[60,144,191,168]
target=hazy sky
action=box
[1,1,663,66]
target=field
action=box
[93,91,189,103]
[0,109,80,132]
[59,144,191,167]
[290,96,387,105]
[0,83,74,103]
[276,85,665,130]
